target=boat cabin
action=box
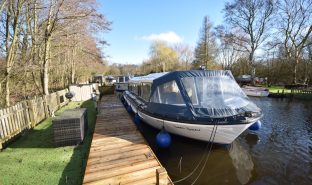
[115,75,133,92]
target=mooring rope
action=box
[191,123,218,185]
[173,121,218,184]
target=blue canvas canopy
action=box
[146,70,260,119]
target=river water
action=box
[138,97,312,185]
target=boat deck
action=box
[83,95,172,185]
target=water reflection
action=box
[244,133,260,147]
[229,140,254,185]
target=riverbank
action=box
[0,100,96,185]
[266,85,312,100]
[267,86,291,93]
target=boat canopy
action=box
[129,72,168,83]
[147,70,260,118]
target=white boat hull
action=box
[124,94,259,144]
[138,111,256,144]
[242,88,269,97]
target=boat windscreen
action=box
[181,76,260,117]
[150,80,185,106]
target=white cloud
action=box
[139,31,183,44]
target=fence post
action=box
[156,167,169,185]
[27,99,35,128]
[22,101,31,129]
[43,95,49,118]
[56,90,61,109]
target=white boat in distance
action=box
[241,86,269,97]
[122,70,262,144]
[115,75,132,92]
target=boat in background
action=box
[242,86,269,97]
[115,75,132,92]
[123,70,262,144]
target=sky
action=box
[99,0,226,65]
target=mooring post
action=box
[156,167,169,185]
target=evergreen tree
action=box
[194,16,217,69]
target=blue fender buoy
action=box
[127,105,133,113]
[156,129,171,148]
[249,120,262,131]
[134,113,141,125]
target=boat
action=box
[122,70,262,144]
[241,86,269,97]
[115,75,132,92]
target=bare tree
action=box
[224,0,274,80]
[276,0,312,84]
[3,0,25,106]
[41,0,64,95]
[215,25,245,70]
[0,0,111,107]
[174,43,194,70]
[0,0,7,13]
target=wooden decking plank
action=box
[92,130,139,138]
[92,132,141,141]
[84,166,159,185]
[91,135,144,145]
[87,146,151,165]
[89,144,148,158]
[88,145,149,159]
[86,154,155,173]
[92,130,140,138]
[89,140,145,151]
[84,159,159,183]
[124,176,157,185]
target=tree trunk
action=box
[4,2,22,106]
[5,75,10,107]
[303,60,308,84]
[0,0,7,13]
[249,51,256,85]
[42,0,54,95]
[43,36,51,95]
[292,57,299,84]
[4,10,10,107]
[71,47,76,84]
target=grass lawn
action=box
[0,100,96,185]
[266,86,291,93]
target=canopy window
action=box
[150,80,185,106]
[129,83,139,95]
[140,83,151,101]
[181,77,199,105]
[181,75,260,118]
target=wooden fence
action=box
[0,89,69,149]
[69,83,99,101]
[290,89,312,94]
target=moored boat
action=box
[115,75,132,92]
[241,86,269,97]
[123,70,262,144]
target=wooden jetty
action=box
[83,95,172,185]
